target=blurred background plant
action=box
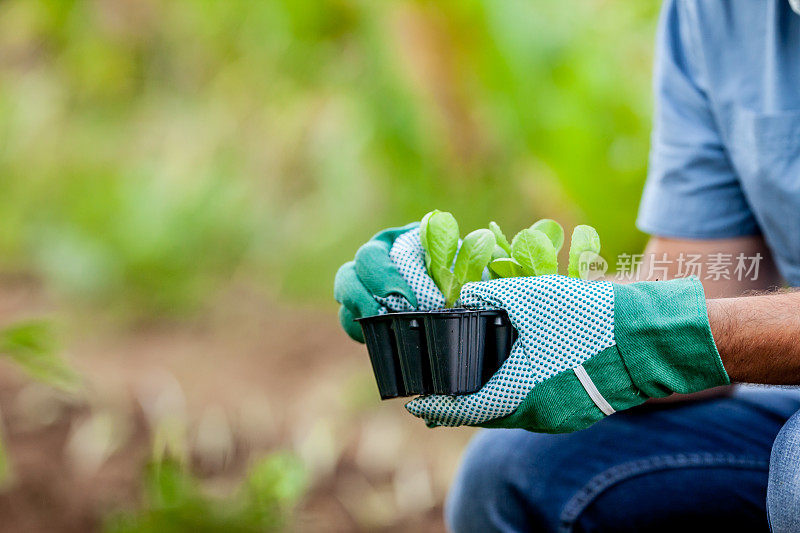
[0,320,78,484]
[0,0,659,530]
[106,453,306,533]
[0,0,655,315]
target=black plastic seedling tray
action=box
[359,314,405,399]
[391,313,433,395]
[357,309,517,399]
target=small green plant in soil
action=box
[420,210,496,307]
[0,321,80,394]
[419,211,602,307]
[0,320,80,488]
[105,453,307,533]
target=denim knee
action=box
[445,429,561,533]
[767,408,800,533]
[445,430,518,533]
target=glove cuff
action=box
[613,277,730,398]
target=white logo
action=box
[578,251,608,281]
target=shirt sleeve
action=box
[636,0,759,239]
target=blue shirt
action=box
[637,0,800,285]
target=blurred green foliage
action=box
[105,453,307,532]
[0,0,657,315]
[0,319,79,487]
[0,320,80,392]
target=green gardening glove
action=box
[406,275,729,433]
[334,223,422,342]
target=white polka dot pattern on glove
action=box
[375,228,445,312]
[406,275,615,426]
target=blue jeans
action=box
[446,387,800,533]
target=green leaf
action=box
[419,210,460,306]
[421,210,459,268]
[489,246,508,279]
[568,225,602,278]
[511,228,558,276]
[531,219,564,253]
[0,321,80,393]
[488,221,512,255]
[489,258,528,278]
[433,267,461,307]
[454,229,495,285]
[245,453,307,510]
[145,458,196,509]
[491,244,508,260]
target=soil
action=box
[0,279,476,532]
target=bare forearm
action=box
[708,291,800,384]
[641,236,782,297]
[636,235,782,403]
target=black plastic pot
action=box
[357,309,516,399]
[359,314,405,399]
[480,311,518,384]
[391,313,433,395]
[424,310,484,394]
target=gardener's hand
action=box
[334,223,445,342]
[406,275,729,433]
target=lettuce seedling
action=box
[488,244,509,279]
[530,219,564,253]
[568,224,601,279]
[489,219,563,279]
[420,211,497,307]
[489,221,512,255]
[421,212,601,300]
[419,210,460,306]
[491,245,508,261]
[487,222,511,278]
[511,228,558,276]
[453,228,496,296]
[488,257,528,278]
